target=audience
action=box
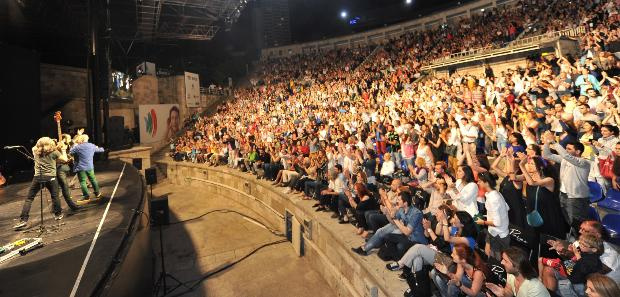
[167,0,620,295]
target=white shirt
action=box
[449,180,479,217]
[484,190,510,238]
[380,160,395,176]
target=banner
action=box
[139,104,180,144]
[184,72,200,108]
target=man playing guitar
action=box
[54,112,81,211]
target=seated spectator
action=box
[485,247,550,297]
[351,191,427,257]
[432,242,490,297]
[586,273,620,297]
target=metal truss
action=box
[134,0,248,41]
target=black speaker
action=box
[132,158,143,170]
[108,116,133,151]
[150,194,169,226]
[145,167,157,185]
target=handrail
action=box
[423,26,585,68]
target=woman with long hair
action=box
[492,147,527,228]
[506,132,527,156]
[446,165,479,217]
[586,273,620,297]
[432,242,489,297]
[517,151,568,241]
[14,137,69,229]
[416,136,434,169]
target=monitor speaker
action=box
[145,167,157,185]
[132,158,143,170]
[150,194,169,226]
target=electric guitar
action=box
[54,111,73,163]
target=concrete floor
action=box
[151,181,336,297]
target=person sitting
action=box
[541,233,605,296]
[446,165,480,217]
[586,273,620,297]
[432,242,490,297]
[485,247,550,297]
[386,207,479,281]
[351,191,427,257]
[544,220,620,285]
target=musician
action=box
[56,133,81,211]
[14,137,67,230]
[70,132,105,204]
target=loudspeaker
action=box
[145,167,157,185]
[132,158,143,170]
[108,116,134,151]
[150,194,169,226]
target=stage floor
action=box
[0,160,146,297]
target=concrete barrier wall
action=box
[161,160,408,297]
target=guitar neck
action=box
[57,122,62,142]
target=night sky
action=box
[288,0,472,43]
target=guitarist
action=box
[57,133,81,211]
[54,112,81,211]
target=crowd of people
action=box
[170,0,620,296]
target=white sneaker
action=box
[54,213,64,221]
[13,220,28,230]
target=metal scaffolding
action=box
[133,0,249,41]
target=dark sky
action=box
[288,0,472,43]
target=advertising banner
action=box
[184,71,200,108]
[139,104,180,144]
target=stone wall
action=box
[133,75,159,105]
[40,63,88,113]
[161,160,409,297]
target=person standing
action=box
[541,131,590,228]
[14,137,68,229]
[70,133,105,204]
[56,133,80,211]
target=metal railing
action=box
[422,26,586,69]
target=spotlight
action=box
[340,11,347,19]
[405,0,412,4]
[480,8,485,12]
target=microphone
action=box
[3,146,20,149]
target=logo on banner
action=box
[144,109,158,137]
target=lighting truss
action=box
[135,0,249,41]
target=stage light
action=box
[480,8,485,12]
[340,11,347,19]
[405,0,412,4]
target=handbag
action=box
[526,186,544,227]
[599,155,614,180]
[445,145,458,156]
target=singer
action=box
[14,137,68,230]
[70,132,105,204]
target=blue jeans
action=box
[391,152,402,170]
[304,180,320,198]
[363,223,400,251]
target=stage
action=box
[0,160,153,297]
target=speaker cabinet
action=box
[145,167,157,185]
[150,194,169,226]
[132,158,143,170]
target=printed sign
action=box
[138,104,180,144]
[184,72,200,107]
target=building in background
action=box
[253,0,291,48]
